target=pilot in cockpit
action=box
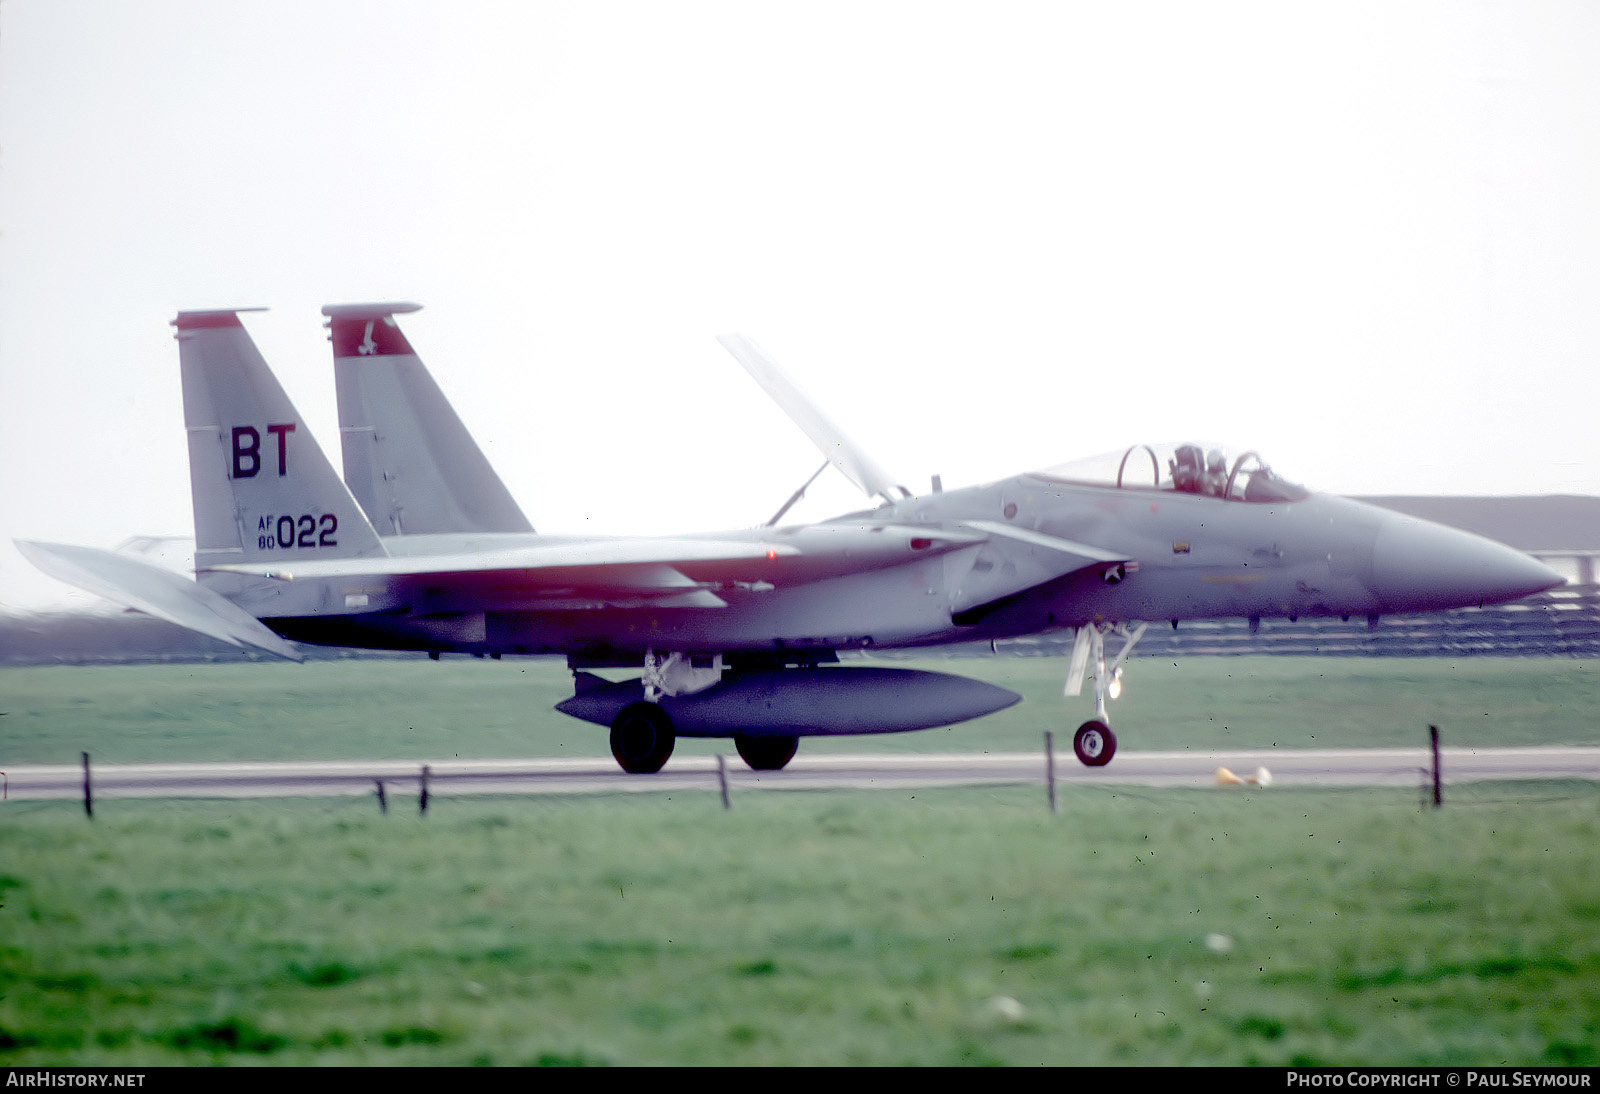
[1170,444,1204,493]
[1202,449,1227,496]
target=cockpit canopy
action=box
[1034,442,1310,504]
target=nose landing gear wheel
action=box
[1073,720,1116,767]
[734,734,799,771]
[610,703,676,774]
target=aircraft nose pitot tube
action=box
[1365,513,1564,613]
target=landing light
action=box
[1108,668,1123,700]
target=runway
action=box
[4,747,1598,802]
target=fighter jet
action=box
[17,305,1563,773]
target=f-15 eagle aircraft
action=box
[18,304,1563,774]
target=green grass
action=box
[3,655,1599,766]
[1,787,1597,1066]
[3,656,1598,1065]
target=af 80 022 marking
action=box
[256,513,338,550]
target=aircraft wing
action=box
[204,537,808,610]
[205,525,1006,614]
[206,537,798,580]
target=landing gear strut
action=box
[610,702,675,774]
[1064,621,1146,767]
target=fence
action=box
[989,585,1600,659]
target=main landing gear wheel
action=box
[1073,720,1116,767]
[734,734,799,771]
[610,703,676,774]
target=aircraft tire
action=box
[734,734,799,771]
[610,703,676,774]
[1073,720,1116,767]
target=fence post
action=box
[420,764,430,815]
[1045,732,1057,814]
[82,752,93,820]
[1429,725,1442,809]
[717,754,732,810]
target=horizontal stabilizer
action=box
[15,540,303,661]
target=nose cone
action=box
[1368,515,1564,612]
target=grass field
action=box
[2,656,1598,1066]
[2,787,1597,1066]
[4,654,1599,765]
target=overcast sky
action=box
[3,1,1598,611]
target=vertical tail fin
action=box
[324,302,533,536]
[175,309,385,570]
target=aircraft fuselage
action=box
[256,473,1555,661]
